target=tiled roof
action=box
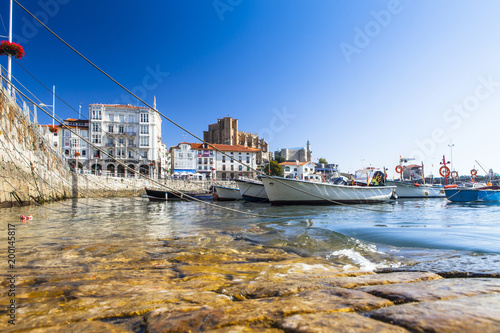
[279,161,312,166]
[170,142,260,152]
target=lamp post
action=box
[39,86,56,127]
[448,141,455,171]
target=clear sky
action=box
[1,0,500,177]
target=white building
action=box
[170,142,259,180]
[59,118,89,173]
[88,104,162,177]
[280,161,320,181]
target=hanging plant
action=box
[48,126,58,133]
[74,152,81,157]
[0,41,25,59]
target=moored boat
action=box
[235,178,269,203]
[444,184,500,202]
[259,175,395,205]
[392,157,445,198]
[213,185,242,201]
[144,188,213,201]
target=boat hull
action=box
[260,176,395,205]
[445,187,500,202]
[144,188,212,201]
[389,181,445,198]
[213,185,242,201]
[235,179,269,203]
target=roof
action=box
[279,161,313,166]
[89,103,150,109]
[170,142,260,153]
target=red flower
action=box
[0,41,25,59]
[74,152,81,157]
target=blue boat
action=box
[444,185,500,202]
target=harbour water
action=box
[3,196,499,276]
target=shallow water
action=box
[2,197,499,276]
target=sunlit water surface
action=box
[2,197,499,275]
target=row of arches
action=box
[69,162,152,177]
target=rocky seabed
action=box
[1,229,499,333]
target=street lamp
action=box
[448,141,455,171]
[39,86,56,127]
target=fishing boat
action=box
[391,157,445,198]
[259,175,395,205]
[213,185,242,201]
[144,188,213,201]
[444,184,500,202]
[235,178,269,203]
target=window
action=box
[92,123,100,132]
[285,166,290,172]
[64,149,69,156]
[108,150,113,157]
[140,136,149,146]
[222,165,226,171]
[92,134,101,144]
[128,115,135,123]
[109,114,114,122]
[246,156,250,163]
[239,165,242,171]
[128,151,134,158]
[230,165,234,171]
[118,126,124,133]
[108,125,114,133]
[140,113,149,122]
[93,150,100,158]
[142,151,148,159]
[108,138,114,145]
[92,109,102,120]
[128,139,134,145]
[118,138,124,145]
[140,124,149,134]
[222,156,226,163]
[119,115,125,122]
[199,158,202,164]
[71,139,78,148]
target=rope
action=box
[11,1,398,214]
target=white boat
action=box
[235,178,269,203]
[259,175,395,205]
[213,185,242,201]
[392,158,445,198]
[387,181,445,198]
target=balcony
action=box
[105,143,115,147]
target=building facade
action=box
[275,140,312,163]
[203,117,269,165]
[88,104,162,178]
[59,118,89,172]
[280,161,319,180]
[170,142,259,180]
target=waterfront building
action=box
[59,118,89,173]
[280,160,318,180]
[203,116,269,165]
[314,162,340,179]
[170,142,259,180]
[88,104,162,178]
[275,140,312,163]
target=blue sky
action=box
[1,0,500,177]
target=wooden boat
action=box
[213,185,242,201]
[144,188,213,201]
[235,178,269,203]
[259,175,395,205]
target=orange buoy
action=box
[395,165,403,173]
[439,166,450,178]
